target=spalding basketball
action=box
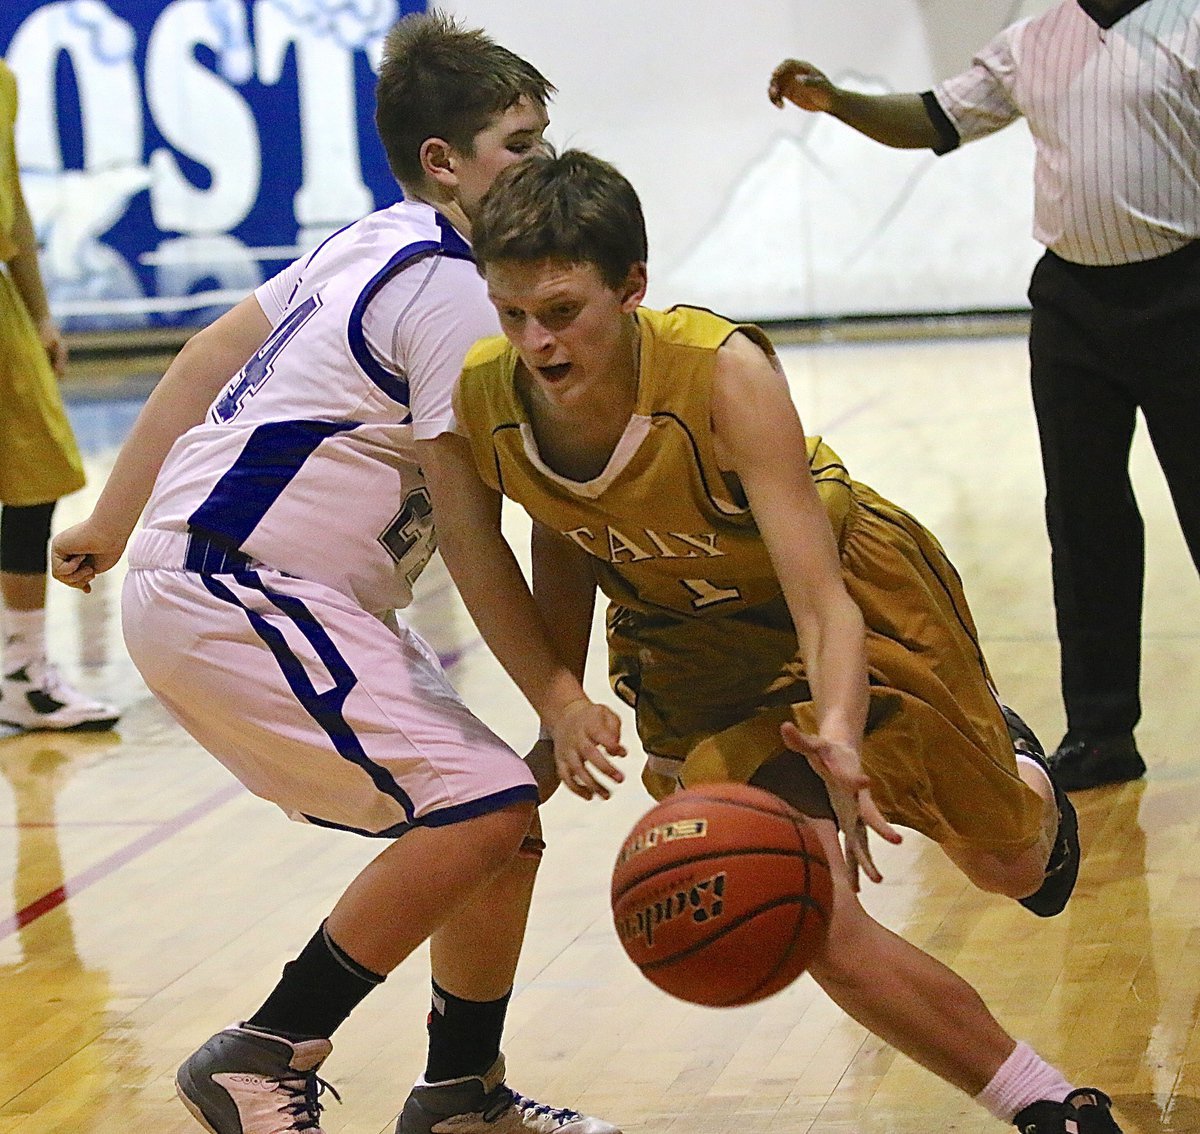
[611,781,833,1007]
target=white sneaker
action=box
[0,662,119,731]
[397,1054,622,1133]
[176,1024,339,1134]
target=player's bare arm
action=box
[768,58,941,150]
[529,520,612,798]
[7,176,66,377]
[52,295,273,591]
[531,520,597,683]
[417,429,625,800]
[711,333,901,884]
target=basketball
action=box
[611,782,834,1008]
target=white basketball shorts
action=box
[123,530,537,836]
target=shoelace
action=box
[276,1072,342,1131]
[482,1084,585,1128]
[482,1086,583,1127]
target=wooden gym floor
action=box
[2,328,1197,1133]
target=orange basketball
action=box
[611,782,833,1007]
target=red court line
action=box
[0,780,245,941]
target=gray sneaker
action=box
[176,1024,339,1133]
[397,1054,621,1133]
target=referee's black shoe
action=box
[1013,1089,1123,1134]
[1050,733,1146,792]
[1001,706,1080,918]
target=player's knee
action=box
[462,799,537,862]
[957,849,1043,900]
[804,865,876,981]
[805,899,883,990]
[1001,859,1046,901]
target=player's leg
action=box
[938,706,1080,918]
[0,501,119,730]
[749,743,1119,1130]
[398,810,621,1133]
[126,561,618,1133]
[801,814,1122,1132]
[174,805,533,1134]
[122,562,542,1134]
[832,492,1078,914]
[755,703,1065,913]
[0,278,113,732]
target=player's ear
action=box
[419,137,458,189]
[618,262,648,313]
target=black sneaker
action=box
[1050,734,1145,792]
[1001,707,1080,918]
[1013,1088,1122,1134]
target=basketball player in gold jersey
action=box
[0,58,118,733]
[416,150,1125,1134]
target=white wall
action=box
[452,0,1054,319]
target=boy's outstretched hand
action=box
[545,698,627,801]
[780,720,902,889]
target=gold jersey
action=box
[0,58,85,506]
[459,304,851,619]
[458,304,1043,856]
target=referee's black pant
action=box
[1028,239,1200,743]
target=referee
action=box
[768,0,1200,792]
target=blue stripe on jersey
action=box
[347,226,476,411]
[283,219,358,306]
[301,813,414,838]
[199,571,420,826]
[186,419,357,549]
[300,783,540,838]
[413,784,540,827]
[434,213,473,259]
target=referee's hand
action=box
[768,59,837,113]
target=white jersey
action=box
[137,200,498,614]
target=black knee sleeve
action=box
[0,502,56,574]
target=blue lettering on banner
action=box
[0,0,427,331]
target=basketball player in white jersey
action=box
[51,13,619,1134]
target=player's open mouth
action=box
[539,363,572,383]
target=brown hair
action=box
[374,10,553,190]
[473,150,648,288]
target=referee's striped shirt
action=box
[924,0,1200,266]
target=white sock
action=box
[976,1042,1074,1122]
[2,606,46,675]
